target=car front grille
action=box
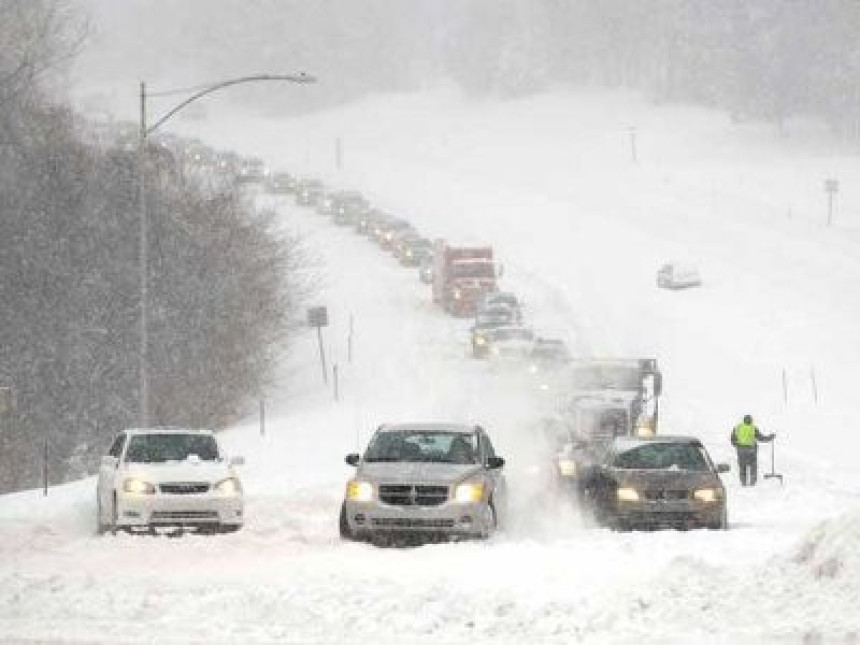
[640,489,689,502]
[150,511,219,521]
[371,518,455,529]
[379,485,449,507]
[159,483,210,495]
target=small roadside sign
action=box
[307,306,328,328]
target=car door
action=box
[97,433,126,508]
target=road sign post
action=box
[308,306,329,385]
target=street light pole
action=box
[138,81,149,428]
[137,72,315,427]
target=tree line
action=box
[103,0,860,141]
[0,1,309,493]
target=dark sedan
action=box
[584,436,729,530]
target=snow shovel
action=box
[763,436,784,485]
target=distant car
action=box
[397,237,434,267]
[481,326,535,361]
[476,291,523,323]
[237,156,267,184]
[657,263,702,289]
[471,307,521,357]
[376,218,414,249]
[265,172,296,194]
[332,191,368,226]
[527,338,572,388]
[340,423,506,543]
[295,179,325,206]
[96,427,245,534]
[583,436,729,531]
[418,256,435,284]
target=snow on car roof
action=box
[124,427,215,436]
[379,422,478,435]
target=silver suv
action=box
[340,423,506,543]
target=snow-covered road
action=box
[2,88,859,643]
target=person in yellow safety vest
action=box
[730,414,775,486]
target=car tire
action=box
[479,501,498,539]
[707,507,729,531]
[96,496,109,536]
[338,503,354,541]
[108,494,119,535]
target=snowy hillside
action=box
[1,88,858,643]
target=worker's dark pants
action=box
[736,447,758,486]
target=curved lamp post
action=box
[138,72,316,427]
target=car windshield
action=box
[125,433,220,463]
[614,443,710,471]
[452,261,494,279]
[364,430,478,464]
[490,328,533,342]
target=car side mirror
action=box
[100,455,118,468]
[487,456,505,469]
[229,456,245,467]
[345,453,360,467]
[716,463,730,473]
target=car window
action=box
[613,443,710,472]
[364,430,478,464]
[124,433,220,464]
[108,434,126,458]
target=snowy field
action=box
[2,88,859,643]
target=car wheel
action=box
[96,496,109,536]
[479,501,498,539]
[708,506,728,530]
[338,503,354,541]
[108,494,119,535]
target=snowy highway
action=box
[2,89,860,643]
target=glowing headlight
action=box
[453,290,462,300]
[385,233,393,241]
[454,482,484,503]
[528,364,538,374]
[406,250,412,258]
[123,478,156,495]
[475,336,486,346]
[215,477,243,495]
[636,423,655,437]
[557,458,577,477]
[693,488,719,503]
[616,487,640,502]
[347,480,373,502]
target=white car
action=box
[484,326,536,360]
[96,427,244,534]
[657,262,702,289]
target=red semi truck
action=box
[432,240,499,316]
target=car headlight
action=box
[636,423,655,437]
[453,289,462,300]
[123,478,156,495]
[454,481,484,503]
[528,364,538,374]
[616,487,640,502]
[475,336,486,346]
[693,488,720,503]
[346,480,373,502]
[557,458,577,477]
[215,477,243,495]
